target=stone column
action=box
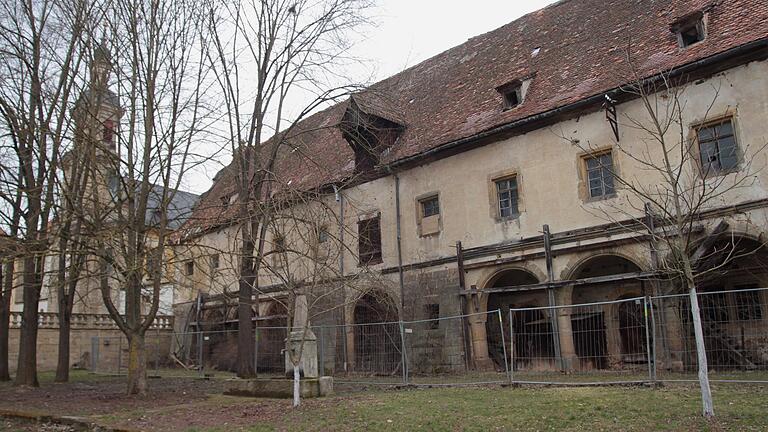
[604,303,622,369]
[467,293,494,371]
[661,299,685,372]
[555,285,577,372]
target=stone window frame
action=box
[488,169,524,222]
[415,192,441,237]
[689,113,742,179]
[577,146,620,203]
[184,259,194,276]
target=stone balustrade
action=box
[9,311,174,330]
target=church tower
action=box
[67,40,122,204]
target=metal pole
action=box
[342,324,348,374]
[643,296,653,382]
[198,330,204,378]
[117,336,122,375]
[318,326,325,376]
[509,308,515,383]
[498,309,511,384]
[254,326,259,374]
[648,296,658,382]
[399,321,408,385]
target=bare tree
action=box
[0,0,92,387]
[556,51,767,417]
[203,0,374,379]
[77,0,214,395]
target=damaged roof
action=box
[178,0,768,239]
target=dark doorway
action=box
[353,292,401,374]
[571,311,608,370]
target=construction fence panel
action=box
[509,297,653,384]
[652,287,768,383]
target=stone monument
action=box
[285,295,318,378]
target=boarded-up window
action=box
[358,216,382,265]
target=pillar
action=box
[555,285,578,372]
[604,303,622,369]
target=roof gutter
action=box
[389,38,768,170]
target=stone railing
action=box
[9,311,174,331]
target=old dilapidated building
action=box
[174,0,768,377]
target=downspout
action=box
[334,185,344,277]
[394,175,405,316]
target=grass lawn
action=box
[96,384,767,431]
[2,373,767,431]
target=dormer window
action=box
[672,12,705,48]
[497,77,532,110]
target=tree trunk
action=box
[126,333,148,395]
[14,256,41,387]
[237,271,255,378]
[292,362,300,407]
[54,307,71,382]
[686,273,714,417]
[0,260,12,381]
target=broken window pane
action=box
[421,196,440,217]
[698,119,738,174]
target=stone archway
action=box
[566,255,645,370]
[352,291,401,374]
[483,269,548,370]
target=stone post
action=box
[285,295,319,378]
[604,303,622,369]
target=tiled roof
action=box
[179,0,768,239]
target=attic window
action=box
[502,84,523,109]
[672,13,705,48]
[497,77,532,110]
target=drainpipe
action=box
[334,185,344,277]
[394,175,405,315]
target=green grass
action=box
[269,385,767,432]
[89,384,768,431]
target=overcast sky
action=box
[187,0,559,195]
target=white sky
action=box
[186,0,559,195]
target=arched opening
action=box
[570,255,644,370]
[484,269,553,370]
[687,237,768,370]
[353,292,401,374]
[257,301,288,375]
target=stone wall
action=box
[7,312,174,373]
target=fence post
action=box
[498,309,511,384]
[198,330,204,378]
[318,326,325,376]
[117,336,123,375]
[509,308,515,383]
[91,336,99,373]
[254,326,259,375]
[399,321,408,385]
[648,296,658,382]
[643,296,653,382]
[342,323,348,374]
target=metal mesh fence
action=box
[508,297,653,384]
[653,287,768,383]
[87,288,768,387]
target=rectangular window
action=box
[420,196,440,218]
[358,216,382,265]
[697,119,738,174]
[674,16,705,48]
[585,152,616,198]
[184,260,194,276]
[102,120,114,144]
[495,176,519,218]
[210,253,220,270]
